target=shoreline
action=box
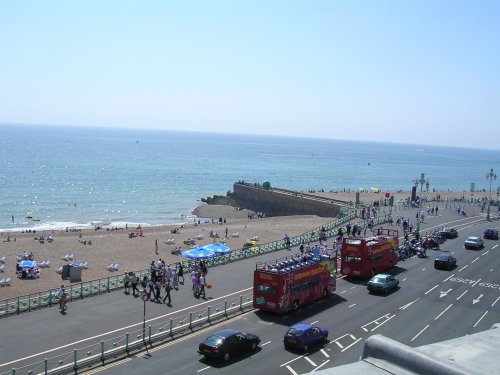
[0,190,482,300]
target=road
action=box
[0,206,498,375]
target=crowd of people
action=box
[122,259,212,306]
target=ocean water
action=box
[0,124,498,231]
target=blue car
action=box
[367,273,399,294]
[284,323,329,351]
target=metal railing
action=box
[0,291,254,375]
[0,210,364,318]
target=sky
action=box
[1,1,499,149]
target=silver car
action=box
[464,236,484,250]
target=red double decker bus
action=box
[341,228,399,278]
[253,254,336,313]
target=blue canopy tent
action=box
[181,243,231,260]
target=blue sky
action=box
[1,1,499,149]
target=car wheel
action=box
[448,264,452,270]
[384,287,388,294]
[223,352,230,361]
[303,344,309,352]
[292,300,300,311]
[251,342,257,351]
[323,335,329,343]
[434,265,438,269]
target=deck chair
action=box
[0,278,5,287]
[39,261,46,268]
[44,260,51,267]
[81,261,88,269]
[106,263,114,271]
[56,266,63,274]
[4,277,11,286]
[112,263,119,271]
[0,256,5,263]
[0,264,4,272]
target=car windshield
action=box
[286,328,304,337]
[371,277,386,283]
[468,238,480,242]
[437,255,449,260]
[204,335,224,346]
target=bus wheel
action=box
[322,288,328,298]
[292,300,300,311]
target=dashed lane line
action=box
[492,296,500,307]
[411,325,430,342]
[473,311,489,328]
[435,304,453,320]
[425,285,439,295]
[471,257,480,264]
[456,290,468,300]
[458,265,469,272]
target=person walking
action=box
[163,278,172,306]
[177,263,184,284]
[198,274,206,299]
[123,272,131,294]
[153,279,162,302]
[131,273,139,296]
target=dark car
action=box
[431,234,445,244]
[434,253,457,270]
[198,329,260,361]
[464,236,484,250]
[284,323,329,351]
[367,274,399,294]
[439,228,458,239]
[483,228,499,240]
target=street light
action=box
[486,168,497,221]
[414,173,429,237]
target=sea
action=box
[1,124,498,232]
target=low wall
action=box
[232,182,352,217]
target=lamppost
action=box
[486,168,496,221]
[414,173,429,237]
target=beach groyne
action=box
[230,182,353,217]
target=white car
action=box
[464,236,484,250]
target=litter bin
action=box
[69,264,82,282]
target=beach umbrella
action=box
[371,187,380,192]
[359,187,365,192]
[181,246,215,260]
[204,243,231,255]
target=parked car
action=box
[483,228,499,240]
[434,253,457,270]
[439,228,458,239]
[464,236,484,250]
[367,274,399,294]
[198,329,260,361]
[431,234,445,244]
[284,323,329,351]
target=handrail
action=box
[0,210,362,318]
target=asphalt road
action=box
[1,205,498,375]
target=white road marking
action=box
[482,250,489,255]
[422,268,426,271]
[257,320,273,325]
[399,298,420,310]
[402,278,407,281]
[350,286,356,289]
[335,341,344,349]
[320,349,330,358]
[492,245,498,249]
[305,356,317,366]
[439,289,452,298]
[311,360,330,372]
[472,294,484,305]
[458,265,469,272]
[443,274,455,282]
[371,314,395,331]
[286,365,299,375]
[261,341,272,346]
[473,311,488,328]
[472,278,482,287]
[348,304,356,308]
[471,257,480,264]
[456,290,468,300]
[435,304,453,320]
[349,334,356,340]
[490,269,494,272]
[197,366,211,372]
[361,313,390,331]
[341,338,362,352]
[411,325,430,342]
[280,355,305,367]
[340,290,347,294]
[492,296,500,307]
[310,321,319,325]
[425,285,439,294]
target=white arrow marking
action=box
[440,289,452,298]
[399,298,420,310]
[473,294,484,304]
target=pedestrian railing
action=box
[0,291,254,375]
[0,210,366,318]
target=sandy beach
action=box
[0,190,473,300]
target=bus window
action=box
[256,285,277,295]
[344,256,361,264]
